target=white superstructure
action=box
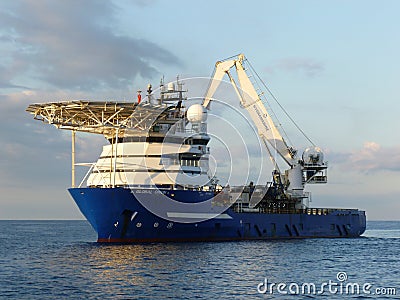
[87,81,212,188]
[26,79,213,190]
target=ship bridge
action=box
[26,100,182,188]
[26,99,210,189]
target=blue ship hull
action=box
[69,187,366,242]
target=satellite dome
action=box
[187,104,207,123]
[302,146,324,165]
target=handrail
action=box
[233,206,361,215]
[76,162,110,188]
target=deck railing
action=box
[233,206,360,215]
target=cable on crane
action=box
[245,57,316,147]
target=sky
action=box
[0,0,399,220]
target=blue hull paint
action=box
[69,187,366,242]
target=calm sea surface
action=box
[0,220,399,299]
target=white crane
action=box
[203,54,327,207]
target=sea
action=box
[0,220,398,299]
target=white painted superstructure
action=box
[85,80,213,189]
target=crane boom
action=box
[203,59,237,109]
[203,54,296,166]
[203,54,328,206]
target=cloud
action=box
[0,91,106,190]
[0,0,181,90]
[329,142,400,173]
[131,0,158,7]
[266,57,324,77]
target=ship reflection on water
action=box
[66,241,278,297]
[80,243,218,294]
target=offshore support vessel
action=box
[26,54,366,242]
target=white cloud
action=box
[266,57,324,77]
[21,90,36,96]
[329,141,400,173]
[0,0,181,90]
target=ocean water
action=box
[0,221,399,299]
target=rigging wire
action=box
[220,53,243,62]
[245,57,316,147]
[244,59,295,148]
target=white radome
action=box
[167,82,175,91]
[187,104,207,123]
[302,146,324,165]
